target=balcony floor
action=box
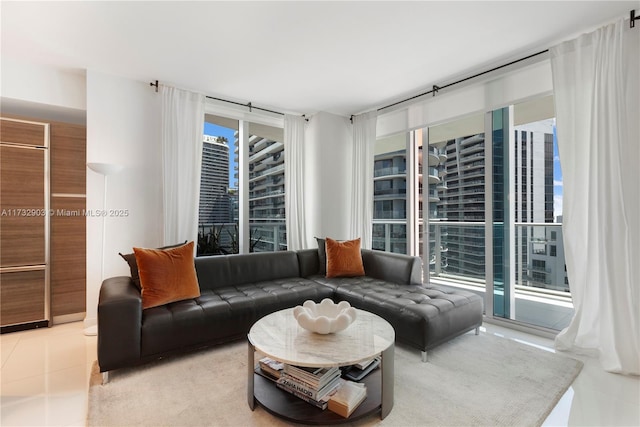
[430,277,574,331]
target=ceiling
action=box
[1,1,637,117]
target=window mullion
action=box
[238,120,250,253]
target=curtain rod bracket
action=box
[150,80,158,92]
[631,9,639,28]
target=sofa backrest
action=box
[361,249,423,286]
[296,249,321,277]
[298,247,423,287]
[194,251,300,290]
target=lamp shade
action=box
[87,162,123,176]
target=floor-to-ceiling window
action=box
[374,95,572,331]
[197,113,285,256]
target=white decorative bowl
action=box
[293,299,357,334]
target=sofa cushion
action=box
[313,275,483,351]
[134,241,201,309]
[325,237,365,278]
[140,278,333,357]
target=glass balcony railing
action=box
[374,167,406,177]
[198,221,287,255]
[431,221,571,330]
[372,220,573,330]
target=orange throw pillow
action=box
[325,237,365,278]
[134,241,200,309]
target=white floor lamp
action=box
[85,162,123,336]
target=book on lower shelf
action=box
[277,372,342,401]
[274,381,332,410]
[258,357,284,380]
[327,380,367,418]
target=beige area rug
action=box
[87,333,582,427]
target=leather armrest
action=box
[97,276,142,372]
[361,249,423,286]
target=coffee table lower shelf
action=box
[252,369,382,425]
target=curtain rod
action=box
[150,80,308,120]
[206,96,309,121]
[377,8,638,113]
[205,95,284,116]
[377,49,549,113]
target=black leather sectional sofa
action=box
[97,248,483,377]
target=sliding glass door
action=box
[425,114,487,298]
[377,95,572,331]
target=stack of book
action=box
[327,380,367,418]
[275,364,343,409]
[258,357,284,380]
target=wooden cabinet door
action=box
[0,117,49,329]
[0,270,46,326]
[0,145,46,267]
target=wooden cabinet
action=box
[0,117,50,330]
[1,116,86,331]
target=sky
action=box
[553,123,563,221]
[204,122,238,188]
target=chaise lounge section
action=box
[98,247,483,377]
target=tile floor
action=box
[1,321,639,426]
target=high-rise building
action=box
[434,133,487,279]
[512,120,567,292]
[199,135,231,225]
[233,132,286,252]
[372,134,408,254]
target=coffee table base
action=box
[248,341,394,424]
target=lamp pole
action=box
[85,162,123,336]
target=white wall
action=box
[1,57,86,111]
[304,111,352,246]
[85,70,162,330]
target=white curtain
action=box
[350,111,377,249]
[284,114,307,250]
[551,18,639,375]
[161,86,205,249]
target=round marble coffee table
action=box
[247,307,395,424]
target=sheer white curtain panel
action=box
[284,114,307,250]
[161,86,205,249]
[350,111,377,249]
[551,18,639,375]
